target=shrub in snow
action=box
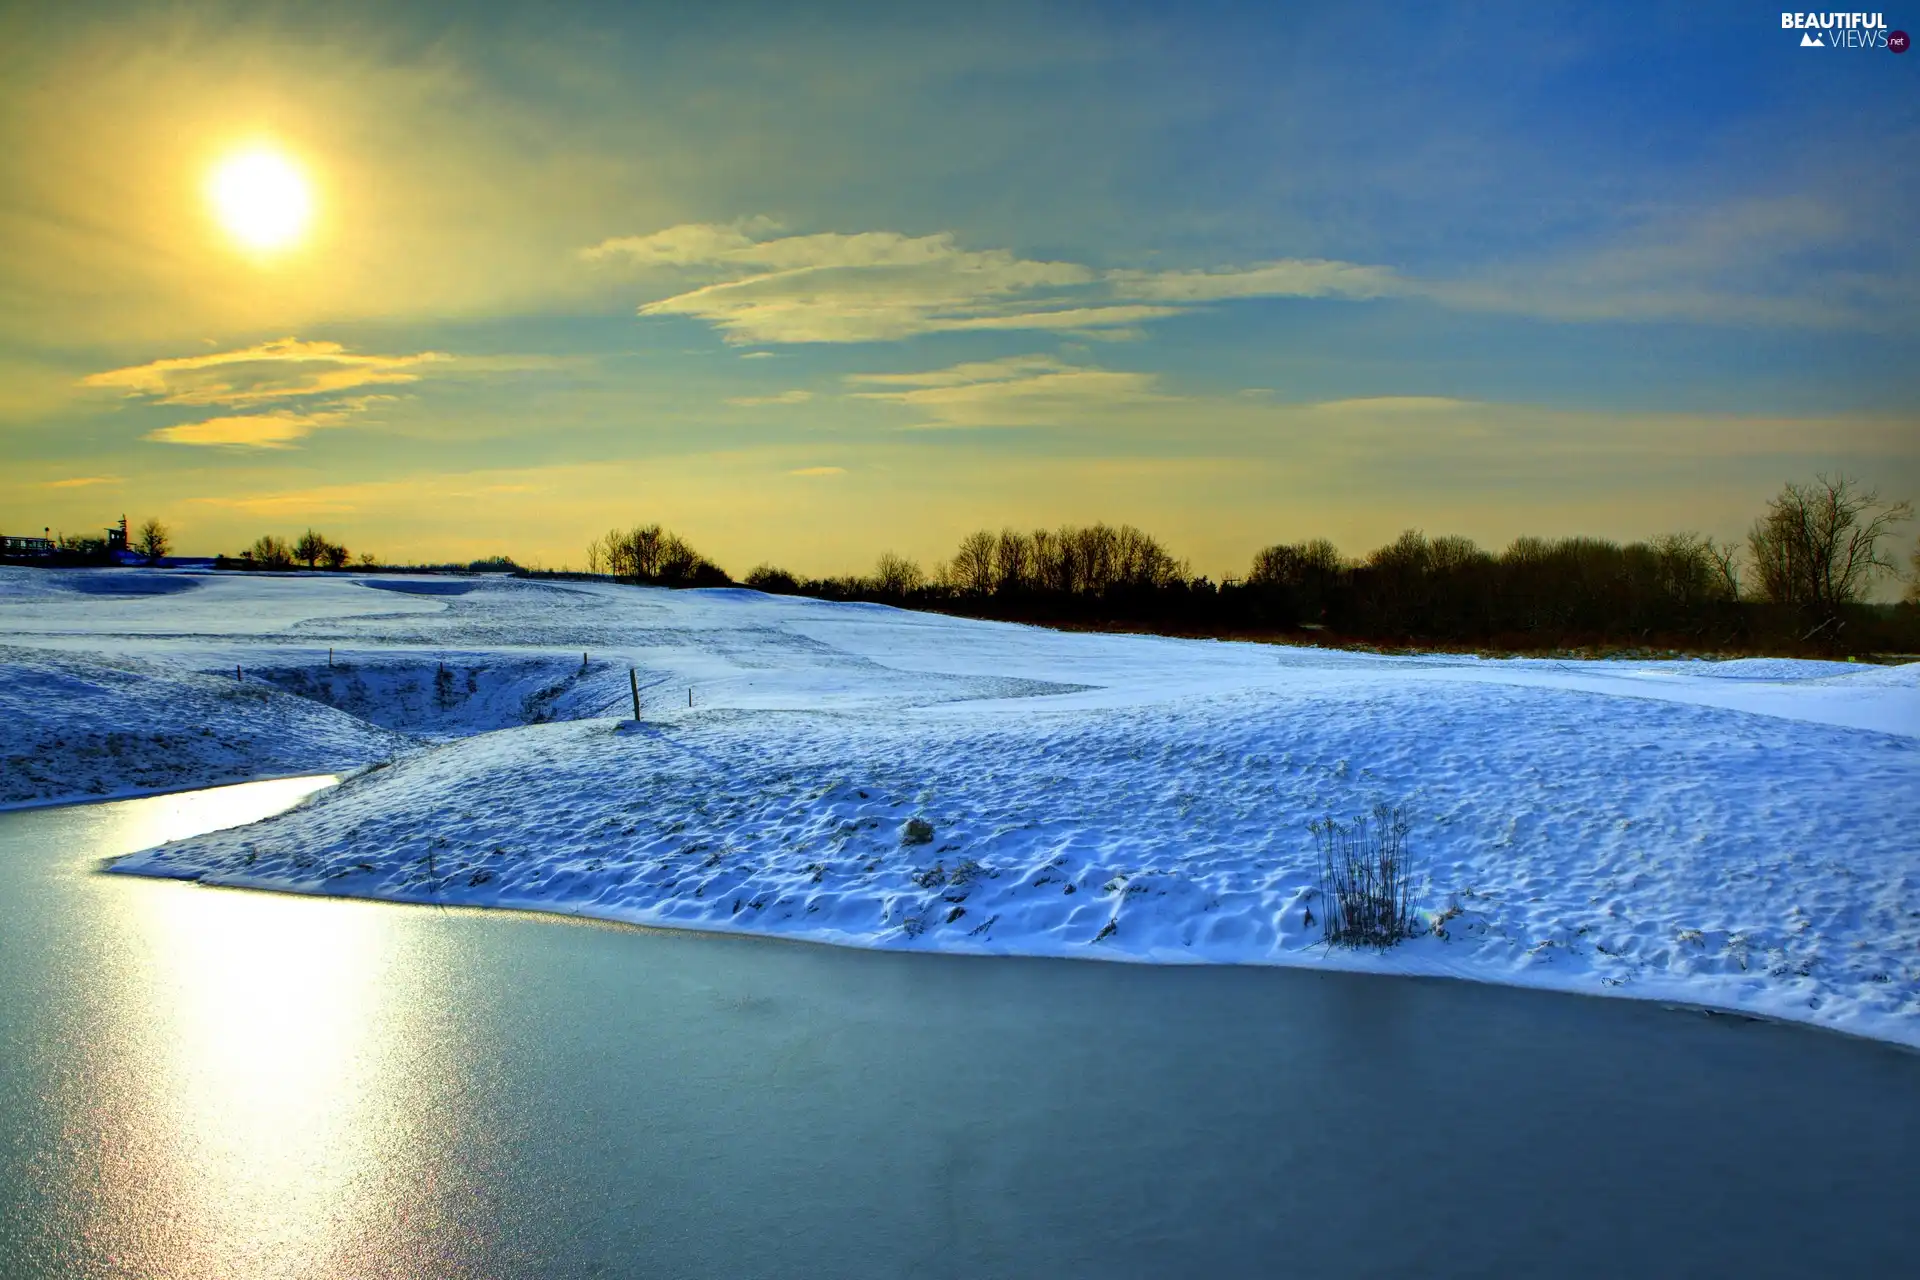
[903,817,935,845]
[1313,803,1420,949]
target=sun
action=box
[207,147,313,253]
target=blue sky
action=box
[1,0,1914,573]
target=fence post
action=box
[630,668,641,721]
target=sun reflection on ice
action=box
[136,892,394,1270]
[74,779,475,1278]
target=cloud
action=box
[1111,260,1404,302]
[627,230,1096,343]
[847,355,1077,388]
[591,222,1402,345]
[1410,197,1920,329]
[936,304,1184,332]
[726,389,814,406]
[188,487,363,516]
[43,474,121,488]
[82,338,448,408]
[848,354,1163,428]
[144,411,338,449]
[591,198,1920,350]
[582,221,770,267]
[1310,396,1475,413]
[788,465,845,476]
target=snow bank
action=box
[113,677,1920,1045]
[249,653,620,736]
[4,566,1916,1045]
[0,645,409,808]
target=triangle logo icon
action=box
[1800,31,1824,45]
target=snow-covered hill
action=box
[4,566,1916,1045]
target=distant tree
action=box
[1703,538,1742,600]
[358,551,378,567]
[593,522,729,587]
[873,551,925,597]
[293,529,331,568]
[244,534,293,569]
[1748,475,1912,624]
[1249,538,1344,588]
[1906,537,1920,606]
[323,543,351,570]
[133,518,170,564]
[992,528,1032,593]
[1249,538,1346,625]
[949,530,997,595]
[745,564,799,593]
[947,523,1183,600]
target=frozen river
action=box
[2,780,1916,1278]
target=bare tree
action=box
[245,534,293,568]
[1250,538,1343,587]
[992,528,1032,593]
[294,528,330,568]
[1704,538,1742,600]
[1906,537,1920,606]
[872,550,924,596]
[744,564,798,593]
[323,542,350,570]
[133,518,170,565]
[949,530,997,595]
[1747,476,1912,625]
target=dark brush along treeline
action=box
[569,477,1919,657]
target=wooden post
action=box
[582,651,588,670]
[328,647,333,667]
[236,664,242,681]
[688,687,693,708]
[629,668,641,720]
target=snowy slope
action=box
[4,566,1917,1045]
[0,644,410,808]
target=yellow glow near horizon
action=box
[207,147,313,253]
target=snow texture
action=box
[0,644,408,808]
[3,566,1917,1045]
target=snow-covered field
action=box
[3,565,1917,1046]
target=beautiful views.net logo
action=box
[1781,12,1910,50]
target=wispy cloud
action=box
[789,465,845,476]
[43,474,121,488]
[81,339,448,407]
[588,223,1395,344]
[145,410,342,449]
[847,354,1163,428]
[848,355,1076,388]
[1415,196,1919,329]
[188,486,364,516]
[589,204,1917,347]
[1111,261,1403,302]
[1311,396,1475,413]
[726,389,814,406]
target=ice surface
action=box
[4,566,1916,1045]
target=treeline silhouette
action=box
[214,528,520,574]
[587,524,730,587]
[566,475,1917,657]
